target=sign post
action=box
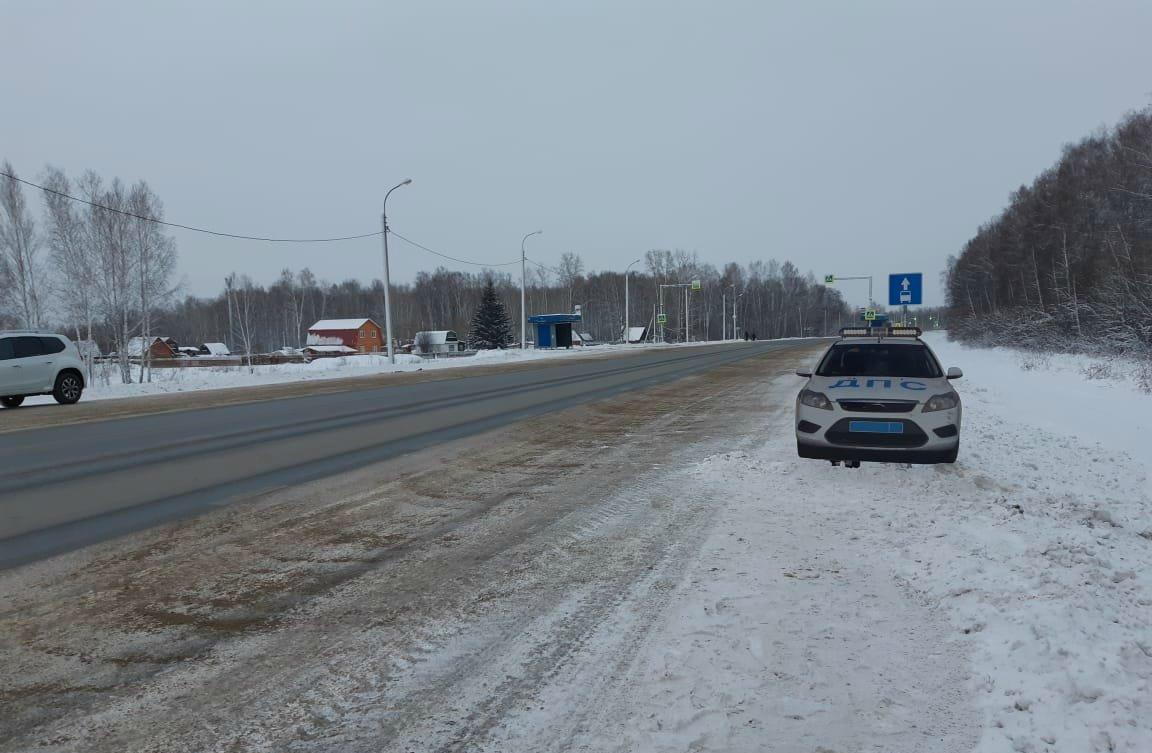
[825,274,873,306]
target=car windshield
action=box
[816,342,942,378]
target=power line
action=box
[0,170,382,243]
[526,256,563,275]
[389,230,521,268]
[3,168,530,269]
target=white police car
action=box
[795,326,962,466]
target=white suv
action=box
[0,332,86,408]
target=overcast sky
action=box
[3,0,1151,307]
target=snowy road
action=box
[0,341,804,566]
[2,335,1149,752]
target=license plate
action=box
[849,421,904,434]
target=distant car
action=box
[795,326,962,466]
[0,331,86,408]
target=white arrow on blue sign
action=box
[888,273,922,306]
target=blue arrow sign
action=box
[888,273,922,306]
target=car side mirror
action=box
[795,368,812,378]
[946,367,963,380]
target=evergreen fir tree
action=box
[469,277,513,349]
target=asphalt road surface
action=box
[0,341,811,568]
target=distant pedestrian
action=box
[752,332,758,341]
[743,331,749,341]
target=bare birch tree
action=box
[0,163,46,328]
[128,181,178,382]
[83,175,137,383]
[41,166,98,381]
[226,273,259,372]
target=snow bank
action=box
[24,340,729,405]
[624,333,1152,751]
[925,331,1152,497]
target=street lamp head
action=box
[401,178,412,186]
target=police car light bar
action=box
[838,326,922,338]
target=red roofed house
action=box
[306,318,384,354]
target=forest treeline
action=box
[2,162,853,382]
[946,107,1152,380]
[178,251,852,356]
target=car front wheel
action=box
[53,372,84,404]
[1,396,25,408]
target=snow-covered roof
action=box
[124,336,174,357]
[625,326,647,343]
[308,318,376,331]
[414,330,458,345]
[302,344,357,353]
[201,342,230,355]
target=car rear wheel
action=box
[1,396,25,408]
[53,372,83,404]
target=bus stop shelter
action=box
[528,313,582,349]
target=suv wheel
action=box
[53,372,84,404]
[1,396,25,408]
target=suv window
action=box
[0,338,12,361]
[40,337,66,355]
[12,336,44,359]
[817,342,942,379]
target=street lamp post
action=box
[521,230,542,350]
[624,258,641,343]
[381,178,412,365]
[734,291,744,340]
[726,283,736,340]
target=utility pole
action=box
[520,230,542,349]
[381,178,412,364]
[733,291,743,340]
[624,258,641,343]
[823,274,873,309]
[658,282,696,343]
[658,284,664,342]
[721,290,726,340]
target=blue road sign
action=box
[888,273,922,306]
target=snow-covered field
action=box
[605,332,1150,752]
[24,340,724,405]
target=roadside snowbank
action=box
[924,331,1152,497]
[603,332,1150,752]
[24,340,725,405]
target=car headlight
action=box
[798,389,833,410]
[922,392,959,412]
